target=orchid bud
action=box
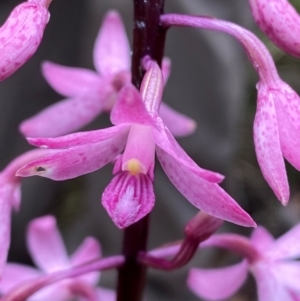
[249,0,300,58]
[0,0,52,81]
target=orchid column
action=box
[116,1,167,301]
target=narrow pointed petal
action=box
[70,237,101,285]
[17,132,127,180]
[27,124,129,149]
[273,89,300,171]
[252,262,294,301]
[71,237,101,267]
[159,103,197,137]
[102,172,154,229]
[27,216,70,273]
[161,57,171,83]
[111,84,155,126]
[0,0,50,81]
[156,145,255,227]
[0,193,12,276]
[253,84,289,204]
[273,81,300,134]
[0,263,41,293]
[41,61,102,97]
[140,61,164,114]
[249,0,300,58]
[268,223,300,260]
[20,93,112,138]
[188,261,248,300]
[93,10,130,75]
[250,226,274,253]
[153,119,224,183]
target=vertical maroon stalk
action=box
[116,1,166,301]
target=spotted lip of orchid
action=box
[19,10,196,139]
[0,215,115,301]
[16,61,255,229]
[188,224,300,301]
[249,0,300,58]
[254,78,300,205]
[0,0,51,81]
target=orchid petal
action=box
[70,237,101,267]
[140,61,164,114]
[273,82,300,132]
[17,131,128,180]
[70,237,101,285]
[20,95,109,138]
[187,261,248,300]
[0,263,41,293]
[254,83,289,204]
[273,88,300,171]
[161,57,171,83]
[93,10,130,75]
[159,103,197,137]
[0,192,12,275]
[27,124,130,149]
[111,84,155,127]
[102,172,154,229]
[27,216,70,273]
[268,223,300,260]
[249,0,300,59]
[41,61,101,97]
[250,226,275,253]
[156,145,255,227]
[153,119,223,183]
[0,1,50,81]
[274,262,300,294]
[252,262,294,301]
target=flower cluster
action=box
[1,0,300,299]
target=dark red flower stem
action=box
[116,1,166,301]
[131,0,167,89]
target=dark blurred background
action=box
[1,0,300,300]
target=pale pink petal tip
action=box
[27,215,70,273]
[159,103,197,137]
[93,9,130,75]
[102,172,154,229]
[71,237,101,266]
[188,261,248,300]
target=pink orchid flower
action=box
[0,149,55,278]
[249,0,300,58]
[0,0,52,81]
[161,14,300,204]
[0,215,115,301]
[16,61,255,229]
[19,10,196,138]
[188,224,300,301]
